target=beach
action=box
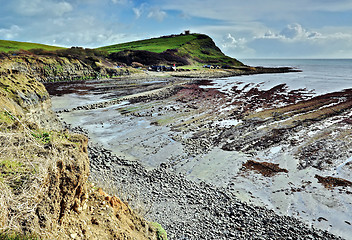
[48,60,352,239]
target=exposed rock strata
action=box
[0,52,129,83]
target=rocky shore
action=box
[86,141,341,240]
[4,49,346,239]
[67,123,342,239]
[55,73,352,239]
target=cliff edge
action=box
[0,53,164,239]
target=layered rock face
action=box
[0,54,161,239]
[0,51,129,83]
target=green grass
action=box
[0,40,64,53]
[0,158,33,191]
[0,33,243,67]
[151,222,167,240]
[0,159,26,178]
[98,34,198,54]
[98,33,243,66]
[183,35,243,65]
[0,112,15,126]
[0,232,38,240]
[31,131,51,144]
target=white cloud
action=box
[55,2,73,16]
[219,33,255,58]
[111,0,130,4]
[132,4,167,22]
[147,8,167,22]
[249,23,352,58]
[13,0,73,17]
[24,15,139,48]
[280,23,321,40]
[191,22,352,58]
[0,25,21,40]
[259,23,322,41]
[132,8,142,19]
[162,0,352,23]
[222,33,245,48]
[132,4,147,19]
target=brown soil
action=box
[55,187,160,240]
[242,160,289,177]
[315,175,352,189]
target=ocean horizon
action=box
[227,58,352,96]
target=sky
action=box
[1,0,352,59]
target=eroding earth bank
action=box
[49,73,352,239]
[0,54,164,239]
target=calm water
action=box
[237,59,352,95]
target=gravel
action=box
[87,143,343,240]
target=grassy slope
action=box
[176,35,242,66]
[0,40,65,53]
[98,34,198,54]
[98,34,243,66]
[0,33,243,66]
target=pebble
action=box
[86,141,342,240]
[59,122,343,240]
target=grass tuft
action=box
[0,232,38,240]
[31,131,50,144]
[151,222,168,240]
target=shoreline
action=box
[43,65,300,84]
[54,69,352,239]
[47,66,300,114]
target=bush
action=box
[109,49,189,66]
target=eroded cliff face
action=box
[1,51,129,83]
[0,54,160,239]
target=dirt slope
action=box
[0,54,163,239]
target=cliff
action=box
[0,54,163,239]
[0,51,135,83]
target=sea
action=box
[236,59,352,95]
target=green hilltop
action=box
[98,34,198,53]
[0,33,243,66]
[0,40,65,53]
[98,33,243,66]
